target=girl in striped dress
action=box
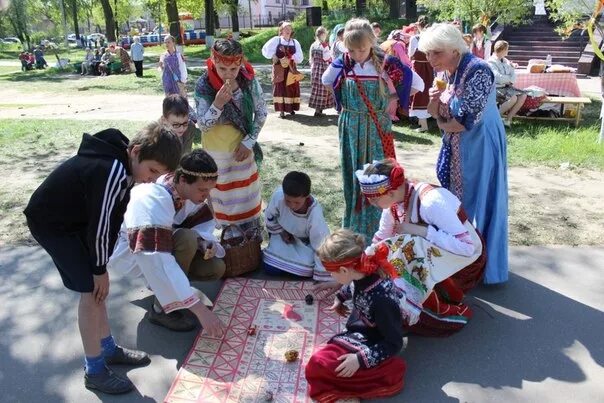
[195,39,267,232]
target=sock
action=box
[101,334,117,357]
[85,354,106,375]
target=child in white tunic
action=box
[108,150,226,337]
[263,171,331,281]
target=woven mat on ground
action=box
[164,278,347,403]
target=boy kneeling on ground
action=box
[24,123,183,394]
[108,149,226,334]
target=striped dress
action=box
[195,78,267,230]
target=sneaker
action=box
[105,346,150,366]
[503,119,511,128]
[84,366,133,394]
[148,306,197,332]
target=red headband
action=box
[211,48,243,66]
[321,244,398,278]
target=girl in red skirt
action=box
[305,229,406,403]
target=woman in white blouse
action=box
[488,40,527,127]
[261,21,304,118]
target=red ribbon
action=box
[389,164,405,191]
[321,243,397,279]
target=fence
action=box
[199,12,303,30]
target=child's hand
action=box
[312,281,341,300]
[93,272,110,304]
[328,298,349,317]
[234,143,252,162]
[335,353,360,377]
[214,82,233,109]
[203,242,217,260]
[279,231,295,244]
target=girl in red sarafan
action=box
[262,20,304,118]
[305,229,406,403]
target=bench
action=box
[515,96,592,128]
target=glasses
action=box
[170,121,189,129]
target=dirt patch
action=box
[1,91,603,247]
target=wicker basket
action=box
[220,225,262,277]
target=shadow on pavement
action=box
[0,245,602,402]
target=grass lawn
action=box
[388,99,604,171]
[0,118,343,245]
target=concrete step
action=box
[504,38,583,48]
[508,50,581,57]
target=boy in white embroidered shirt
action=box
[262,171,331,281]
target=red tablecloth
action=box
[515,72,581,97]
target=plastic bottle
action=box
[546,54,552,66]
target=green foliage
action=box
[417,0,533,26]
[546,0,595,35]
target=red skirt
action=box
[273,66,300,113]
[305,344,406,403]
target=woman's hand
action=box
[214,82,233,110]
[427,86,443,117]
[234,143,252,162]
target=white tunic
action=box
[262,187,331,281]
[108,180,223,313]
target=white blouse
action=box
[261,36,303,64]
[372,185,475,257]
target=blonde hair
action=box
[317,229,365,266]
[363,158,397,177]
[418,23,468,55]
[279,20,294,36]
[164,35,175,44]
[315,26,327,40]
[343,18,385,94]
[494,40,509,53]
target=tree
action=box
[386,0,399,18]
[205,0,215,48]
[165,0,181,44]
[356,0,366,15]
[69,0,80,39]
[416,0,533,26]
[99,0,116,41]
[5,0,30,49]
[225,0,239,39]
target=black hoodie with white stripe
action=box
[24,128,132,275]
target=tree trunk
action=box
[355,0,366,16]
[403,0,417,21]
[388,0,399,19]
[70,0,80,39]
[165,0,182,44]
[205,0,215,48]
[214,10,220,30]
[230,7,240,39]
[99,0,116,42]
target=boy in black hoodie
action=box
[24,122,182,394]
